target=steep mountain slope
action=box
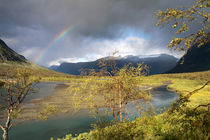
[50,54,178,75]
[0,39,27,63]
[0,39,72,78]
[168,43,210,73]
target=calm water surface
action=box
[0,82,178,140]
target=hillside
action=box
[0,39,27,63]
[50,54,178,75]
[0,62,73,78]
[168,43,210,73]
[0,39,72,79]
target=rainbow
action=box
[35,25,74,64]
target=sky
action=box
[0,0,195,66]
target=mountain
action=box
[168,43,210,73]
[0,39,27,63]
[0,39,72,78]
[49,54,178,75]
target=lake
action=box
[1,82,178,140]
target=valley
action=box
[0,0,209,138]
[0,38,210,140]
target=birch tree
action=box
[0,70,39,140]
[156,0,209,51]
[68,56,151,123]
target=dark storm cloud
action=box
[0,0,195,66]
[0,0,195,37]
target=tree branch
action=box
[194,103,210,111]
[0,124,4,131]
[188,81,210,96]
[171,81,210,112]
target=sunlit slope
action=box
[0,38,73,79]
[0,62,73,79]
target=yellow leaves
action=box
[198,29,204,35]
[156,10,163,17]
[171,10,178,16]
[176,21,189,34]
[182,21,188,30]
[38,105,58,120]
[172,24,177,28]
[168,38,182,48]
[11,108,22,118]
[172,22,179,28]
[184,38,193,48]
[66,57,149,122]
[156,0,209,51]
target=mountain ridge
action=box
[167,43,210,73]
[0,39,72,78]
[0,39,28,63]
[50,54,178,75]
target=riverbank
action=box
[58,71,210,140]
[18,82,170,121]
[2,71,209,122]
[6,84,178,140]
[14,70,210,121]
[1,71,209,140]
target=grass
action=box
[1,65,209,120]
[0,62,73,78]
[12,70,208,123]
[1,64,209,139]
[140,71,210,107]
[5,70,208,120]
[56,71,210,140]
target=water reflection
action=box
[7,83,178,140]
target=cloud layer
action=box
[0,0,195,66]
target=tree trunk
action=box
[3,129,8,140]
[119,100,123,122]
[119,85,123,122]
[111,108,117,122]
[1,110,12,140]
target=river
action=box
[0,82,178,140]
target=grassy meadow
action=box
[3,69,209,121]
[55,70,210,140]
[142,71,210,107]
[1,63,209,139]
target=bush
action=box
[56,107,209,140]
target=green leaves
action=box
[156,0,209,51]
[38,105,58,120]
[59,108,210,140]
[0,70,40,140]
[67,56,151,123]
